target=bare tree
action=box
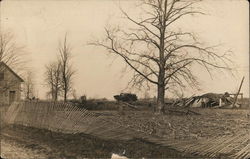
[91,0,233,114]
[0,31,26,71]
[44,61,61,101]
[44,34,75,102]
[0,31,27,94]
[23,70,35,100]
[58,34,75,102]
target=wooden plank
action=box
[232,77,244,108]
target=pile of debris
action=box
[171,77,245,109]
[173,92,241,108]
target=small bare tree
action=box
[44,61,61,101]
[23,70,35,100]
[58,34,75,102]
[91,0,233,114]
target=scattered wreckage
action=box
[172,77,245,109]
[172,92,242,108]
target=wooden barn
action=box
[0,62,24,106]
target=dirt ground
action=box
[95,108,249,139]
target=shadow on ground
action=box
[1,124,203,159]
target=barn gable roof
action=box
[0,62,24,82]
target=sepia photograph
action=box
[0,0,249,158]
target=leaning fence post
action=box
[232,77,244,108]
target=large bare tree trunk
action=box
[157,19,166,114]
[156,68,165,114]
[157,84,165,114]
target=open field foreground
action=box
[1,125,200,159]
[1,102,250,159]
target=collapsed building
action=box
[175,92,241,108]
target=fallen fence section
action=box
[2,101,249,159]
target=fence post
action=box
[232,77,244,108]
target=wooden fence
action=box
[2,101,249,159]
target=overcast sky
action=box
[1,0,249,99]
